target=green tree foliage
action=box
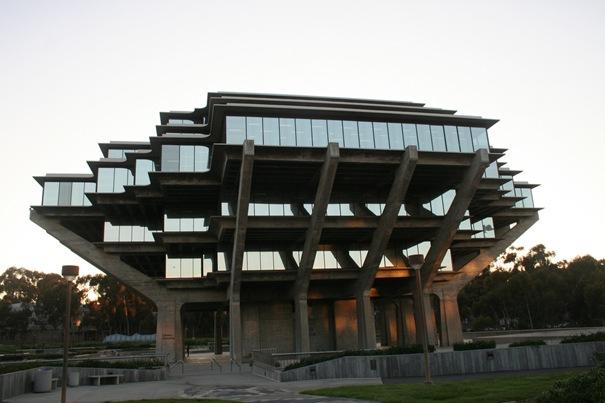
[459,245,605,331]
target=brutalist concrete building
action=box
[31,92,539,362]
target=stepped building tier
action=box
[32,92,540,362]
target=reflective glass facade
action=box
[164,215,207,232]
[42,182,96,206]
[161,145,209,172]
[135,160,154,186]
[514,187,535,208]
[103,222,156,242]
[97,168,134,193]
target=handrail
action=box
[210,356,222,373]
[230,358,242,372]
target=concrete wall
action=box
[309,301,334,351]
[278,341,605,382]
[334,299,358,350]
[0,366,166,400]
[242,302,295,357]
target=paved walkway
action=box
[5,358,380,403]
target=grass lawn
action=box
[303,371,584,403]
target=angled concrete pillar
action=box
[436,289,463,346]
[354,146,417,349]
[214,310,224,355]
[293,143,339,352]
[156,300,184,362]
[228,140,254,363]
[421,149,490,288]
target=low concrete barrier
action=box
[0,366,166,400]
[274,341,605,382]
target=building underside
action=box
[31,92,539,362]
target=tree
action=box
[0,267,44,304]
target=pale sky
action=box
[1,0,603,277]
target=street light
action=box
[61,265,79,403]
[408,254,432,384]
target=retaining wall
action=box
[275,341,605,382]
[0,366,166,400]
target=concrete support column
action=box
[401,298,417,345]
[229,299,242,360]
[356,292,377,349]
[437,290,464,346]
[214,310,223,355]
[155,300,184,362]
[413,291,438,347]
[294,297,310,352]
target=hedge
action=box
[560,332,605,344]
[509,340,547,347]
[453,340,496,351]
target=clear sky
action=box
[0,0,603,277]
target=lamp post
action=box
[61,265,79,403]
[408,254,432,384]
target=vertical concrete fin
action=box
[421,149,490,288]
[228,139,254,363]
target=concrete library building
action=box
[32,92,539,362]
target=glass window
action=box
[113,168,131,192]
[442,190,455,213]
[246,117,263,144]
[263,118,279,146]
[161,145,180,172]
[373,122,389,149]
[416,125,432,151]
[269,204,284,215]
[471,127,489,150]
[260,251,273,270]
[430,125,446,152]
[484,161,499,178]
[295,119,312,146]
[367,203,381,215]
[279,118,296,146]
[358,122,375,149]
[340,203,353,216]
[247,251,260,270]
[84,182,95,206]
[135,160,154,185]
[343,121,360,148]
[327,120,344,146]
[387,123,404,150]
[457,127,473,152]
[104,222,119,242]
[430,196,445,215]
[108,149,125,159]
[402,124,418,148]
[194,146,209,172]
[97,168,114,193]
[71,182,84,206]
[179,146,195,172]
[311,119,328,147]
[273,252,285,270]
[324,251,338,269]
[181,258,193,277]
[42,182,59,206]
[313,251,325,269]
[119,225,132,242]
[483,218,495,238]
[522,188,534,208]
[327,204,341,216]
[444,126,460,152]
[164,215,180,231]
[254,203,269,215]
[226,116,246,144]
[132,226,144,242]
[180,218,194,232]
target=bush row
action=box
[452,340,496,351]
[0,358,164,375]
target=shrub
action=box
[560,332,605,344]
[453,340,496,351]
[537,366,605,402]
[0,345,17,354]
[509,340,546,347]
[283,345,435,371]
[63,359,164,369]
[0,362,48,374]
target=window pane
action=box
[43,182,59,206]
[181,258,193,277]
[71,182,84,206]
[430,125,446,152]
[324,251,337,269]
[132,226,144,242]
[416,124,432,151]
[56,182,71,206]
[104,222,119,241]
[485,161,499,178]
[135,160,153,185]
[247,251,260,270]
[367,203,381,215]
[442,190,455,213]
[161,145,180,172]
[522,188,534,208]
[263,118,279,145]
[358,122,375,149]
[226,116,246,144]
[254,203,269,215]
[295,119,312,146]
[246,117,263,144]
[444,126,460,152]
[84,182,95,206]
[471,127,489,150]
[311,119,328,147]
[340,203,353,216]
[387,123,404,150]
[279,118,296,146]
[260,251,273,270]
[457,127,473,152]
[113,169,128,192]
[179,145,195,172]
[108,149,125,159]
[273,252,285,270]
[119,225,132,242]
[97,168,114,193]
[194,146,209,172]
[343,121,359,148]
[430,196,445,215]
[269,204,284,216]
[402,124,418,148]
[327,120,344,146]
[327,204,340,216]
[181,218,194,232]
[373,122,389,149]
[313,251,325,269]
[164,215,180,231]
